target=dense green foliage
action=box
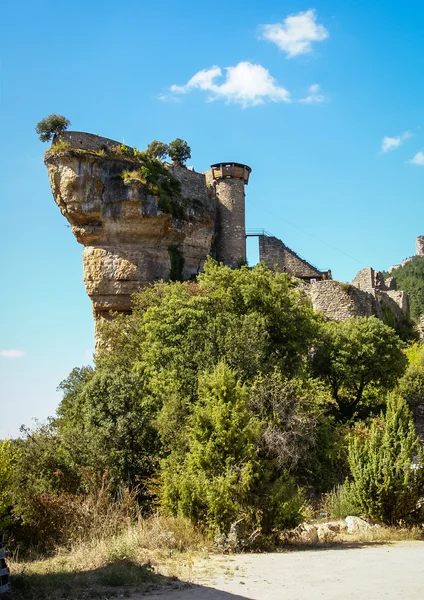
[168,138,191,166]
[347,392,424,524]
[2,261,424,550]
[311,317,407,421]
[146,140,169,160]
[36,114,70,142]
[386,256,424,321]
[396,343,424,408]
[120,151,184,218]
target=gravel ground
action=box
[143,541,424,600]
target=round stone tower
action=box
[416,236,424,256]
[209,162,252,268]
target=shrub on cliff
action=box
[310,317,407,422]
[36,114,70,142]
[347,392,424,524]
[168,138,191,166]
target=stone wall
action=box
[351,267,375,291]
[306,274,411,329]
[384,289,409,315]
[259,235,331,280]
[56,131,122,152]
[306,281,379,320]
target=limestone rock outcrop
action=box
[45,132,216,334]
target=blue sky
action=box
[1,0,424,437]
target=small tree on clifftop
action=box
[36,114,70,142]
[168,138,191,166]
[146,140,169,161]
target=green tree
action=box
[9,422,81,531]
[168,138,191,166]
[347,392,424,524]
[36,114,70,142]
[160,363,303,535]
[311,317,407,421]
[57,369,160,497]
[146,140,169,160]
[396,342,424,408]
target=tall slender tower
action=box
[209,162,251,268]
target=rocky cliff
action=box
[45,132,216,334]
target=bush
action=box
[396,342,424,408]
[321,483,361,519]
[347,392,424,524]
[168,138,191,166]
[160,363,304,535]
[36,114,70,142]
[250,372,331,472]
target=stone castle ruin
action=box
[45,131,411,339]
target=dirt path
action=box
[143,541,424,599]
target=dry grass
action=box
[8,515,211,599]
[337,525,424,544]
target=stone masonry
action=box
[306,266,410,326]
[259,235,331,281]
[205,163,251,268]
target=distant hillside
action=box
[387,256,424,321]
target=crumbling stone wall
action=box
[384,290,409,315]
[306,281,378,320]
[259,236,331,280]
[55,131,122,152]
[351,267,387,292]
[306,270,410,330]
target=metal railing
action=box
[245,228,274,237]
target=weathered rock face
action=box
[45,133,216,335]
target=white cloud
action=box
[169,62,291,107]
[158,93,181,103]
[410,151,424,166]
[300,83,325,103]
[0,349,24,358]
[381,131,412,153]
[259,9,329,58]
